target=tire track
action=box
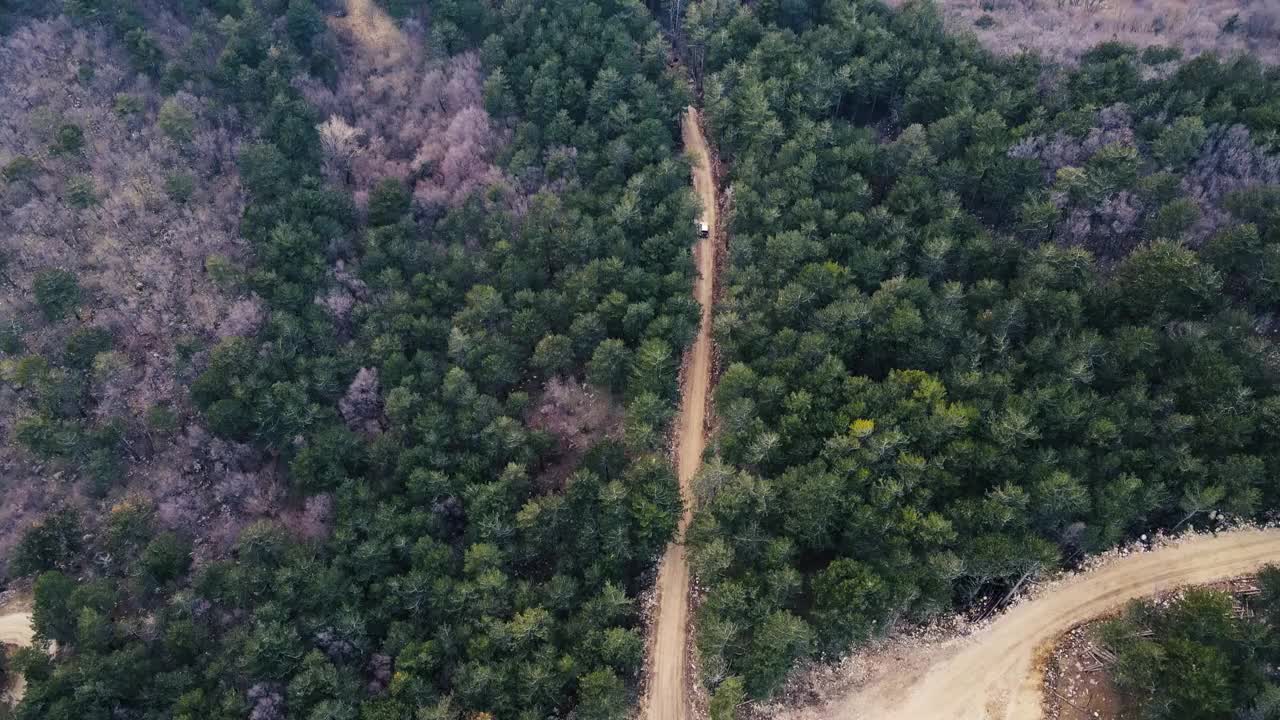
[643,106,718,720]
[780,528,1280,720]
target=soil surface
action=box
[0,594,33,704]
[0,610,31,647]
[777,528,1280,720]
[330,0,409,61]
[641,107,717,720]
[1041,625,1126,720]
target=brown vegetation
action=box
[1009,103,1280,256]
[1041,625,1127,720]
[526,376,624,489]
[0,16,284,570]
[302,0,507,211]
[895,0,1280,66]
[0,18,251,382]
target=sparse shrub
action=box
[12,508,83,576]
[1141,45,1181,65]
[33,269,81,321]
[1153,116,1207,169]
[51,123,85,155]
[113,92,144,115]
[164,172,195,203]
[297,26,506,208]
[62,326,113,370]
[146,405,179,435]
[158,97,195,143]
[3,155,39,183]
[906,0,1280,65]
[205,254,242,289]
[366,178,411,226]
[975,14,996,29]
[65,174,97,208]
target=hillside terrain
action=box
[1,1,1279,720]
[894,0,1280,66]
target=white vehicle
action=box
[698,221,709,238]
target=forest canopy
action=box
[3,0,694,718]
[682,0,1280,701]
[1,0,1280,718]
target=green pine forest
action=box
[1,0,1279,718]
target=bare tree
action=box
[298,19,509,212]
[887,0,1280,66]
[317,115,364,185]
[339,367,383,433]
[0,16,302,559]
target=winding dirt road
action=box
[643,107,717,720]
[781,528,1280,720]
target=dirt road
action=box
[780,528,1280,720]
[0,610,30,647]
[0,600,33,704]
[642,107,718,720]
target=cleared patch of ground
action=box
[526,376,623,488]
[1041,625,1127,720]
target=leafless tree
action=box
[339,367,383,433]
[299,19,509,212]
[317,115,364,185]
[888,0,1280,66]
[0,16,301,561]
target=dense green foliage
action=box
[8,0,1280,716]
[1101,567,1280,720]
[684,0,1280,699]
[12,0,695,718]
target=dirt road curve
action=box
[642,107,717,720]
[782,528,1280,720]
